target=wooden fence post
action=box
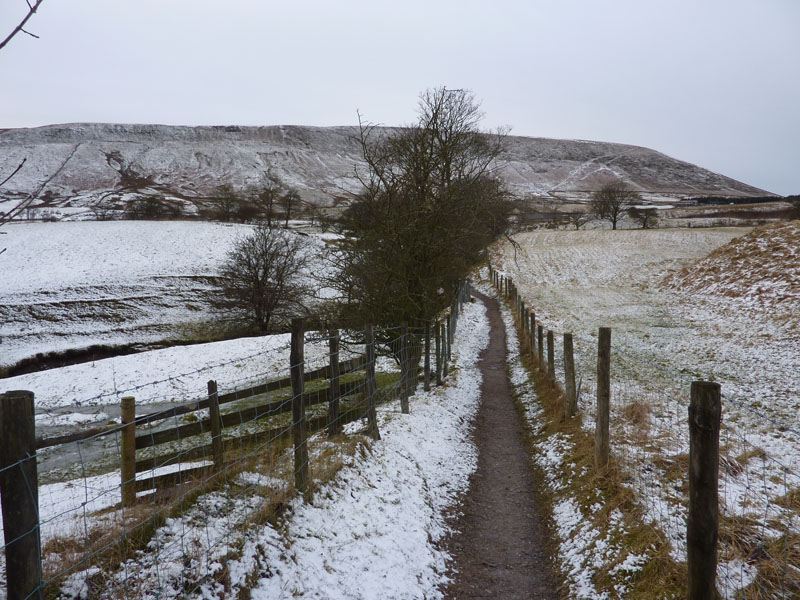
[595,327,611,470]
[442,320,449,378]
[328,329,342,437]
[207,381,223,472]
[688,381,721,600]
[364,324,381,440]
[400,323,410,414]
[530,311,536,355]
[563,333,577,418]
[547,330,555,385]
[424,321,431,392]
[435,320,443,386]
[290,319,309,494]
[120,395,136,508]
[537,324,544,366]
[0,390,42,600]
[448,309,455,358]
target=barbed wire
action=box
[489,267,799,598]
[1,283,473,599]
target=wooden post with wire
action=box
[290,318,309,494]
[207,381,223,472]
[563,333,577,418]
[364,324,381,440]
[424,321,431,392]
[442,317,450,379]
[435,320,443,386]
[0,390,42,600]
[400,323,410,414]
[328,329,342,437]
[537,324,544,366]
[595,327,611,470]
[120,395,136,508]
[547,329,555,385]
[687,381,721,600]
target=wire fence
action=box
[0,280,473,600]
[489,265,799,599]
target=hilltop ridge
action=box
[0,123,773,213]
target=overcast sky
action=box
[1,0,798,195]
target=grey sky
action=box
[1,0,798,195]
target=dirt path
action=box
[444,291,558,600]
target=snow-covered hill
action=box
[0,123,772,216]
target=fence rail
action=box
[0,280,474,600]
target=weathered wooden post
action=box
[328,329,342,437]
[537,324,544,366]
[530,311,536,355]
[448,307,455,356]
[688,381,721,600]
[424,321,431,392]
[443,318,450,377]
[290,318,309,494]
[120,395,137,508]
[435,320,443,386]
[595,327,611,470]
[400,323,410,414]
[563,333,577,418]
[547,330,555,385]
[0,390,43,600]
[207,381,223,472]
[364,324,381,440]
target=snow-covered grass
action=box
[0,221,330,369]
[31,296,488,599]
[493,228,800,598]
[485,274,681,599]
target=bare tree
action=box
[0,0,46,52]
[253,177,282,227]
[216,225,309,333]
[280,189,300,227]
[628,206,659,229]
[211,184,239,222]
[329,87,512,328]
[590,182,641,230]
[566,211,589,230]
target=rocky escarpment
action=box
[0,123,773,213]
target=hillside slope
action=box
[0,123,772,213]
[663,220,800,329]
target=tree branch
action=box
[0,0,46,51]
[0,158,26,188]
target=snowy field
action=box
[0,221,330,369]
[492,227,799,454]
[493,227,800,596]
[1,294,489,600]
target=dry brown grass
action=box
[40,419,370,598]
[510,310,685,599]
[661,220,800,328]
